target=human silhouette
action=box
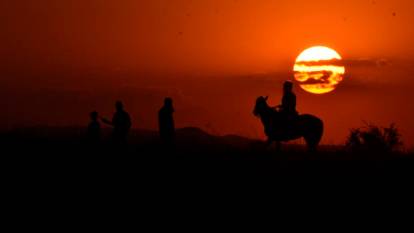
[278,81,297,116]
[158,97,175,145]
[277,81,298,134]
[87,111,101,144]
[102,101,132,145]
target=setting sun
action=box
[294,46,345,94]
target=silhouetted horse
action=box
[253,96,324,151]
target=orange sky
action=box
[1,0,414,147]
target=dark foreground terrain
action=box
[2,127,413,180]
[2,127,414,221]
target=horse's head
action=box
[253,96,269,117]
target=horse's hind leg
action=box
[305,136,319,153]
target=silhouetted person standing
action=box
[102,101,132,145]
[87,111,101,144]
[158,97,175,145]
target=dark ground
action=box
[2,127,413,179]
[2,127,414,224]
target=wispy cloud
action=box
[342,58,391,68]
[295,58,391,68]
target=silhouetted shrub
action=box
[346,123,403,153]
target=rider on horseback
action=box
[253,82,324,150]
[277,81,298,134]
[278,81,297,115]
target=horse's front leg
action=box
[266,138,281,152]
[275,141,281,151]
[265,137,273,148]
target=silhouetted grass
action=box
[346,123,403,154]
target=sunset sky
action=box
[1,0,414,147]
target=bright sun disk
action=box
[293,46,345,94]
